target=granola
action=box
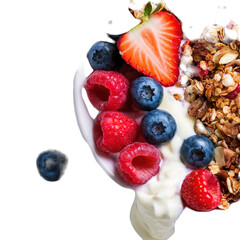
[181,25,240,208]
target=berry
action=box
[107,33,122,42]
[117,4,182,86]
[196,62,209,77]
[180,135,214,169]
[36,150,68,182]
[141,109,177,145]
[181,169,221,211]
[118,63,144,82]
[93,111,138,153]
[118,142,160,185]
[226,84,240,99]
[85,70,129,111]
[87,41,123,70]
[130,77,163,111]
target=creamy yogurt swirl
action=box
[130,88,194,240]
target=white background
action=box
[1,0,240,240]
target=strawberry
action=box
[117,2,182,87]
[181,169,222,212]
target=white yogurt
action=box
[130,88,195,240]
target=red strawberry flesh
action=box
[118,11,182,87]
[181,169,221,212]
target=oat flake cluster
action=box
[180,25,240,209]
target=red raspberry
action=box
[181,169,221,212]
[226,84,240,99]
[85,70,129,111]
[118,142,160,185]
[93,111,138,153]
[196,62,209,77]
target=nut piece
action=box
[184,85,196,103]
[223,148,239,168]
[194,119,210,136]
[188,98,210,119]
[212,47,238,64]
[214,73,221,82]
[226,59,240,67]
[222,122,239,137]
[214,147,226,167]
[179,75,189,87]
[192,40,215,62]
[173,94,182,101]
[222,74,235,87]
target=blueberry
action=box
[87,41,122,70]
[141,109,177,145]
[36,150,68,181]
[131,77,163,111]
[180,135,214,169]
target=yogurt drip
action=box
[130,88,194,240]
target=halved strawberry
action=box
[117,3,182,87]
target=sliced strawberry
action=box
[118,10,182,87]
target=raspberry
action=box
[196,62,209,77]
[85,70,129,111]
[181,169,221,212]
[93,111,138,153]
[226,84,240,99]
[118,142,160,185]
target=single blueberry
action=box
[141,109,177,145]
[36,150,68,181]
[87,41,123,70]
[180,135,214,169]
[131,77,163,111]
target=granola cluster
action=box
[180,25,240,209]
